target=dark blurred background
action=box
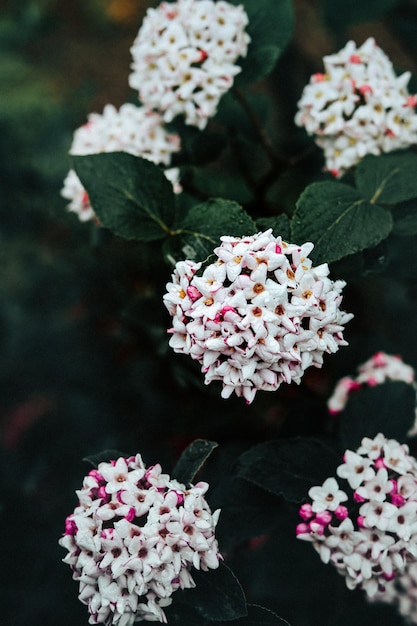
[3,1,417,624]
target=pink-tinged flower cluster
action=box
[163,229,353,404]
[59,454,221,625]
[327,352,415,415]
[295,37,417,177]
[129,0,250,129]
[61,103,181,222]
[297,433,417,617]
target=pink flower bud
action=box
[299,503,314,521]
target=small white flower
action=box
[309,477,348,513]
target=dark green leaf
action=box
[292,181,393,264]
[355,152,417,205]
[322,0,400,30]
[173,439,218,485]
[177,563,247,621]
[234,438,340,502]
[176,198,257,261]
[83,449,129,468]
[256,214,291,240]
[235,0,294,83]
[72,152,176,241]
[339,382,417,450]
[392,199,417,235]
[218,605,290,625]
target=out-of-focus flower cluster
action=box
[328,352,416,415]
[163,229,353,404]
[297,433,417,621]
[61,104,181,222]
[295,37,417,177]
[59,454,221,625]
[129,0,250,129]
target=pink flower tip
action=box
[275,244,282,254]
[353,491,366,503]
[390,494,405,507]
[315,511,332,525]
[349,54,362,64]
[375,457,386,469]
[299,503,314,521]
[296,523,310,536]
[358,84,373,95]
[334,505,349,520]
[125,507,136,522]
[64,517,78,536]
[357,515,366,528]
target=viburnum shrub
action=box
[57,0,417,625]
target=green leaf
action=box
[173,439,218,485]
[339,382,417,451]
[292,181,393,264]
[175,198,257,261]
[392,199,417,235]
[322,0,400,30]
[72,152,176,241]
[177,563,248,621]
[218,605,290,625]
[235,0,294,83]
[256,214,291,240]
[83,449,129,468]
[355,152,417,205]
[234,438,340,503]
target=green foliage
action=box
[234,439,340,503]
[321,0,400,30]
[256,214,291,240]
[73,153,177,241]
[355,152,417,205]
[173,198,257,261]
[235,0,294,83]
[292,181,393,264]
[339,382,417,451]
[172,439,218,485]
[177,563,248,621]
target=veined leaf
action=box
[73,152,176,241]
[292,181,393,264]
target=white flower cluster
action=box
[295,37,417,176]
[59,454,221,625]
[163,229,353,404]
[328,352,415,414]
[129,0,250,129]
[297,433,417,620]
[61,103,182,222]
